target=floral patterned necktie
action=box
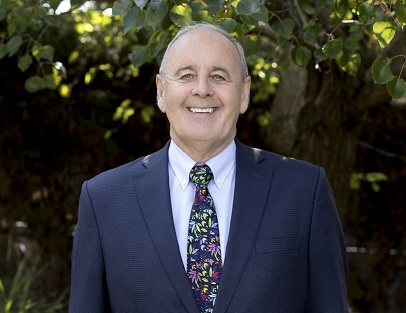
[187,164,222,313]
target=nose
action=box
[191,76,214,97]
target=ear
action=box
[239,75,251,114]
[156,74,166,113]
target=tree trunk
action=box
[268,62,368,216]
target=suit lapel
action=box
[132,142,200,313]
[215,141,274,313]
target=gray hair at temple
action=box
[158,22,249,83]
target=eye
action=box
[211,74,226,82]
[180,73,195,80]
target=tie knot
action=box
[190,164,213,187]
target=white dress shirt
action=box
[168,140,236,270]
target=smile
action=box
[189,107,216,113]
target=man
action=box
[69,22,349,312]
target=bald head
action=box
[159,22,248,83]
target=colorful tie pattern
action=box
[187,164,222,313]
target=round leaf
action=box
[0,7,7,21]
[17,54,33,72]
[43,74,57,90]
[373,20,396,48]
[112,0,131,16]
[25,76,45,93]
[322,39,343,58]
[131,46,149,68]
[291,46,312,67]
[219,19,237,33]
[386,77,406,99]
[271,18,294,40]
[169,4,192,27]
[236,0,260,15]
[38,45,55,62]
[303,23,322,46]
[372,59,394,84]
[123,6,140,34]
[148,1,169,26]
[395,0,406,24]
[0,43,8,59]
[135,0,148,10]
[338,51,361,76]
[6,35,23,56]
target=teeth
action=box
[189,107,215,113]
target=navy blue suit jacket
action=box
[69,140,348,312]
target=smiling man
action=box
[69,22,349,313]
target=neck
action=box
[170,134,235,163]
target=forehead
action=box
[165,28,241,73]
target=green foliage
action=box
[109,0,406,99]
[0,255,68,312]
[1,0,405,98]
[350,172,389,192]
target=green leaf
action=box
[135,0,148,10]
[386,76,406,99]
[44,15,62,28]
[148,0,169,26]
[112,0,131,16]
[240,35,261,57]
[371,182,380,192]
[25,76,45,93]
[123,6,140,34]
[350,173,362,190]
[372,59,394,84]
[131,46,149,67]
[313,48,328,61]
[367,172,389,182]
[43,74,57,90]
[37,45,55,62]
[149,30,170,58]
[395,0,406,24]
[321,39,343,58]
[271,18,294,39]
[204,0,224,16]
[0,43,8,59]
[134,9,147,30]
[373,20,396,48]
[6,35,23,56]
[17,54,33,72]
[358,1,374,25]
[358,1,374,26]
[236,0,261,15]
[0,7,7,21]
[253,5,269,23]
[169,4,192,27]
[344,30,363,51]
[291,46,312,67]
[338,51,361,76]
[219,18,237,33]
[303,23,321,46]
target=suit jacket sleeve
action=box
[306,168,348,312]
[69,181,111,313]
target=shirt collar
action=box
[168,140,236,191]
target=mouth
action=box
[188,107,217,113]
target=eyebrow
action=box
[174,66,195,77]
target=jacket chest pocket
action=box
[255,237,301,255]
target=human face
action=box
[156,28,251,159]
